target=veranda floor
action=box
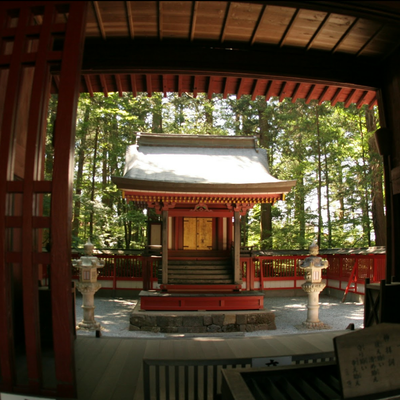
[70,330,348,400]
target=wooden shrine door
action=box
[183,218,213,250]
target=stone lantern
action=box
[73,240,105,331]
[298,241,329,328]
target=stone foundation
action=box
[129,301,276,333]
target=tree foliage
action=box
[46,92,384,250]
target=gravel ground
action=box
[75,293,364,338]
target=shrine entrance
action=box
[183,218,213,251]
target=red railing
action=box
[68,252,385,293]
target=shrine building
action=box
[112,133,296,310]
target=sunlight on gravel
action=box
[75,293,364,338]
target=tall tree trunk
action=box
[152,94,163,133]
[260,203,272,249]
[89,126,99,241]
[316,106,323,248]
[359,115,371,246]
[72,104,89,240]
[366,109,386,245]
[295,176,306,248]
[324,142,332,247]
[257,102,273,248]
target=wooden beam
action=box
[162,74,167,97]
[356,24,385,57]
[251,79,262,100]
[115,74,123,97]
[279,81,287,102]
[264,80,273,101]
[279,8,300,48]
[332,17,358,53]
[291,82,301,103]
[234,211,241,285]
[193,75,199,98]
[331,87,343,106]
[82,38,381,89]
[92,1,106,40]
[51,2,88,396]
[162,210,168,284]
[220,2,232,43]
[237,78,245,100]
[84,75,94,97]
[100,74,108,97]
[344,88,356,107]
[146,73,152,97]
[208,76,214,100]
[368,95,377,109]
[190,1,199,41]
[158,1,163,40]
[305,84,316,103]
[223,77,229,99]
[0,5,30,392]
[356,90,368,108]
[250,4,267,45]
[306,12,330,51]
[318,85,329,104]
[178,74,183,96]
[130,73,137,97]
[125,1,134,39]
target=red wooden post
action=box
[113,257,117,290]
[49,2,87,397]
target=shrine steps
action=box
[164,259,234,284]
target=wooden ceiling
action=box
[71,1,400,108]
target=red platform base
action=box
[139,290,264,311]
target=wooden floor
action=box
[71,330,349,400]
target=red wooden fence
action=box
[67,253,385,294]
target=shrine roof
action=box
[112,134,296,196]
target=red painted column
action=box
[50,2,88,397]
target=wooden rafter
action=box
[264,80,273,100]
[237,78,245,100]
[208,76,214,100]
[331,87,343,106]
[250,4,267,46]
[130,73,137,97]
[291,83,301,103]
[100,74,108,97]
[356,90,368,108]
[332,17,359,53]
[84,75,94,97]
[193,75,199,98]
[115,74,123,97]
[251,79,262,100]
[190,1,198,41]
[344,88,356,107]
[220,2,232,43]
[178,75,183,96]
[163,74,167,97]
[356,24,385,57]
[318,85,329,104]
[305,84,316,103]
[306,12,330,51]
[279,8,300,48]
[279,81,287,102]
[223,77,229,99]
[125,1,134,39]
[146,74,152,97]
[92,1,106,40]
[368,95,377,109]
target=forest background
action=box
[45,92,384,252]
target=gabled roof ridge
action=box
[137,133,259,149]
